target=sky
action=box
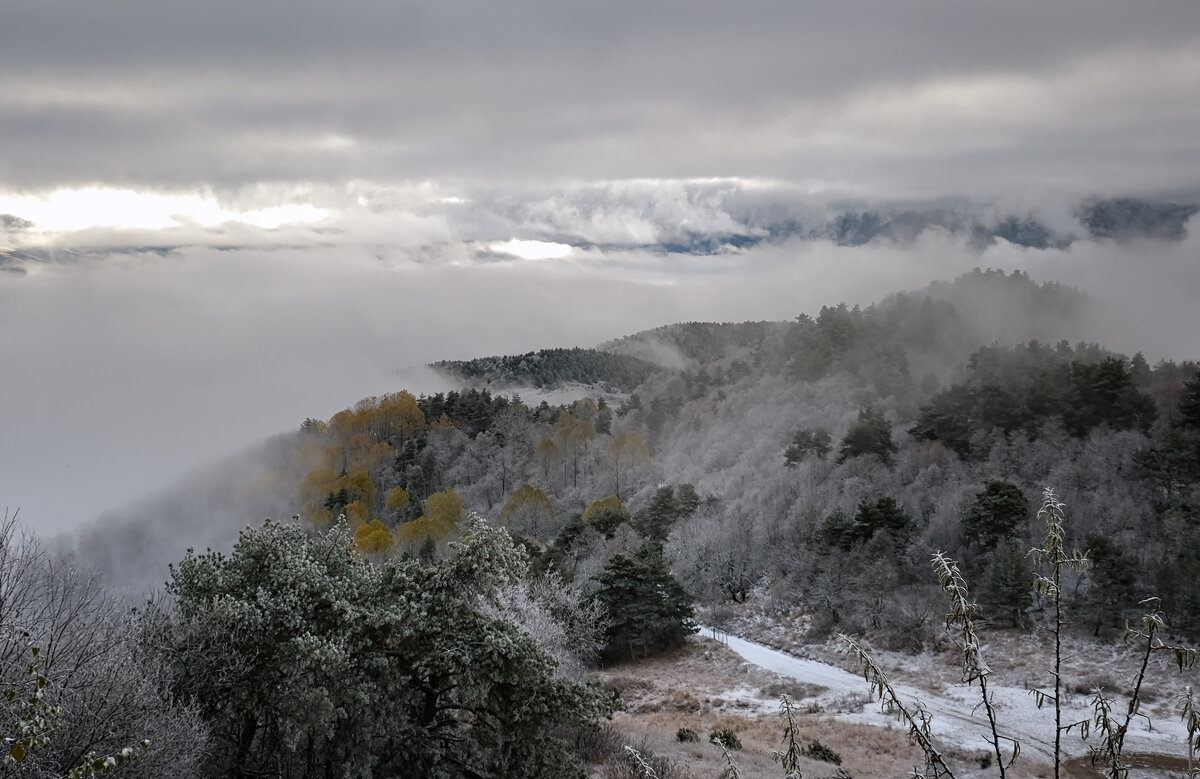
[2,1,1199,535]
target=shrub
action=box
[708,727,742,750]
[803,739,843,765]
[676,727,699,743]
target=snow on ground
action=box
[702,626,1195,776]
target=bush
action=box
[803,739,843,765]
[708,727,742,750]
[676,727,699,743]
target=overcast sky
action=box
[2,1,1199,535]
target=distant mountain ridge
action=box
[614,196,1199,255]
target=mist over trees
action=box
[23,267,1200,775]
[63,271,1200,641]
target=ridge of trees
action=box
[430,347,661,392]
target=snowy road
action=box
[701,626,1190,773]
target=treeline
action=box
[430,347,661,391]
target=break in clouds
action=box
[2,0,1199,533]
[3,184,1199,535]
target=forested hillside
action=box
[66,270,1200,643]
[39,268,1200,776]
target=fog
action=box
[2,1,1198,535]
[3,201,1198,535]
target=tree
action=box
[423,487,464,531]
[160,517,616,778]
[815,509,858,552]
[910,384,977,459]
[353,518,394,556]
[963,480,1030,552]
[591,543,697,662]
[1179,369,1200,430]
[634,486,684,543]
[981,542,1032,627]
[497,483,556,541]
[582,496,630,538]
[1062,357,1156,437]
[1083,534,1137,636]
[784,427,832,466]
[385,485,411,511]
[0,511,206,779]
[852,496,911,544]
[838,406,899,465]
[553,412,596,488]
[607,430,650,499]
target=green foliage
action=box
[415,388,514,438]
[802,739,842,765]
[676,727,699,743]
[1083,534,1138,636]
[633,486,687,543]
[815,498,911,553]
[431,348,661,393]
[913,346,1157,459]
[963,480,1030,551]
[161,517,615,778]
[852,496,911,543]
[981,543,1032,627]
[1061,357,1157,437]
[1135,427,1200,496]
[583,496,630,538]
[708,727,742,751]
[815,510,857,552]
[675,484,701,517]
[1179,370,1200,430]
[909,383,977,458]
[1157,530,1200,639]
[591,543,697,662]
[837,406,898,465]
[784,427,832,466]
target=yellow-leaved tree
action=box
[497,483,556,541]
[607,430,650,499]
[395,488,463,548]
[353,519,394,556]
[385,486,411,511]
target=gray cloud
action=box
[2,2,1199,193]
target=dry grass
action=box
[590,636,923,779]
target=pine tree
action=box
[591,543,697,662]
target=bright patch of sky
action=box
[0,188,329,233]
[489,239,574,260]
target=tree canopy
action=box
[159,518,615,778]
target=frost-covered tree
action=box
[963,480,1030,552]
[0,511,207,779]
[837,406,898,465]
[157,516,615,778]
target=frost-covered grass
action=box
[676,596,1200,778]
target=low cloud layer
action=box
[3,206,1198,534]
[2,2,1199,534]
[3,2,1199,195]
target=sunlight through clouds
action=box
[0,188,329,233]
[488,238,575,260]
